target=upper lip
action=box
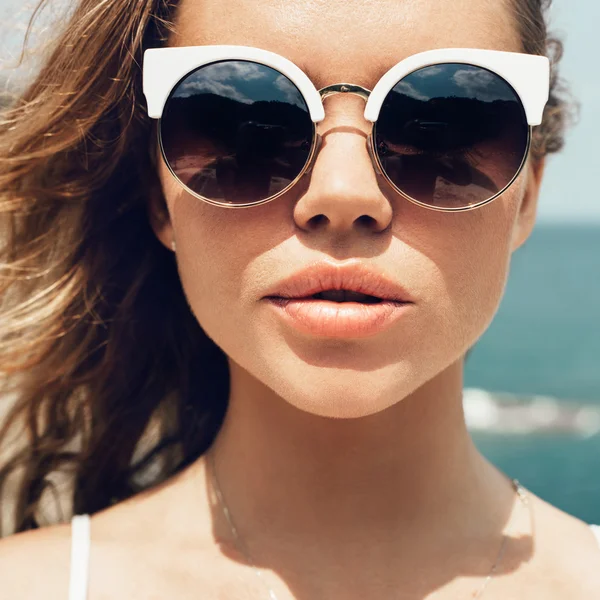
[264,262,414,303]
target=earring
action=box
[171,239,176,252]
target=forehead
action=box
[169,0,521,89]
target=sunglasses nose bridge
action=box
[313,85,381,177]
[318,83,371,103]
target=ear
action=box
[146,130,176,252]
[510,157,546,252]
[147,170,176,252]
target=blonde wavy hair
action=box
[0,0,574,536]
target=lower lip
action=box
[265,298,413,338]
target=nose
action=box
[293,96,393,235]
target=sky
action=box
[0,0,598,224]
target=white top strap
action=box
[69,514,91,600]
[591,524,600,550]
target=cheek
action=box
[417,182,523,347]
[163,175,296,342]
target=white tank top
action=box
[68,514,600,600]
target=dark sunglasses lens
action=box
[374,64,529,209]
[160,61,314,205]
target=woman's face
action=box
[151,0,543,418]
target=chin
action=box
[268,363,420,420]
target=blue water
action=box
[465,224,600,402]
[465,225,600,523]
[473,432,600,524]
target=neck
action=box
[205,357,515,557]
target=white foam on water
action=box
[463,388,600,437]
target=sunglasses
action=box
[143,45,549,211]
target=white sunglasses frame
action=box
[143,45,550,211]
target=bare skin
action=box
[2,460,600,599]
[1,0,599,598]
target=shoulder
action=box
[590,524,600,547]
[525,493,600,596]
[0,521,73,599]
[0,466,208,600]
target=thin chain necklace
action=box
[208,450,533,600]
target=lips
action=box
[263,262,413,304]
[262,262,414,338]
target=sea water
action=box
[465,224,600,523]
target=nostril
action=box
[356,214,377,228]
[308,214,329,228]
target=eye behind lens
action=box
[374,63,529,210]
[160,60,314,206]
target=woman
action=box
[0,0,598,597]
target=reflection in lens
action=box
[374,64,529,209]
[160,61,314,205]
